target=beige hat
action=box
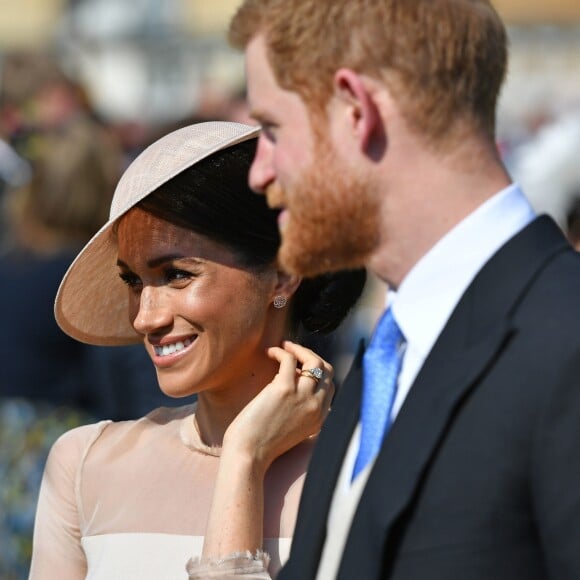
[55,121,261,346]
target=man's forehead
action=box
[245,55,278,119]
[245,35,307,121]
[245,35,275,98]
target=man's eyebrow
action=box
[247,106,270,124]
[248,109,263,122]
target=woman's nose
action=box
[132,286,172,335]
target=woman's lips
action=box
[153,336,196,357]
[151,335,198,367]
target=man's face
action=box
[245,34,380,277]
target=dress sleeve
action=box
[28,422,108,580]
[186,550,272,579]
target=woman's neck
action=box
[193,354,280,447]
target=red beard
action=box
[267,143,380,277]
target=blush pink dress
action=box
[29,403,313,579]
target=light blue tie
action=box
[352,308,404,480]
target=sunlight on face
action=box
[116,207,277,398]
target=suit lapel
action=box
[339,316,513,578]
[337,216,570,579]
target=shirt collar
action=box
[390,183,535,358]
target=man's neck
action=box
[368,137,511,289]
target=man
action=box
[229,1,580,578]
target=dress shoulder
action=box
[47,420,113,479]
[85,404,194,438]
[29,420,112,580]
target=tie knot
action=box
[368,308,403,354]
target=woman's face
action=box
[116,207,279,398]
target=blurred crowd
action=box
[501,106,580,239]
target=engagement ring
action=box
[300,367,324,383]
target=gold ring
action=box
[299,367,324,383]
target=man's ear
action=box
[333,68,385,159]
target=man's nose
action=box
[248,134,275,193]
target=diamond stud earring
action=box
[273,295,287,309]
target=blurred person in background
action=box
[0,137,31,247]
[509,107,580,230]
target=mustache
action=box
[265,182,286,209]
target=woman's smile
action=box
[151,334,198,366]
[153,335,197,358]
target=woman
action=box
[29,121,366,578]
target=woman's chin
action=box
[155,377,200,399]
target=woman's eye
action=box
[119,272,142,290]
[165,268,194,283]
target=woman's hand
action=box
[222,340,334,473]
[200,341,333,563]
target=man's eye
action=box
[262,124,277,142]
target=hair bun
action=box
[293,269,367,335]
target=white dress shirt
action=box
[316,183,536,579]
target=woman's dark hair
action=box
[138,137,366,335]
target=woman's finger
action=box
[283,341,333,396]
[266,346,298,382]
[283,340,334,377]
[267,342,334,415]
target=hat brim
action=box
[55,221,135,345]
[54,121,261,345]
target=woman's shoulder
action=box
[79,404,197,461]
[49,404,195,465]
[99,403,195,438]
[45,420,113,484]
[50,420,112,456]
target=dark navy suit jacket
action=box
[280,216,580,579]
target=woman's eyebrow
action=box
[116,255,204,269]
